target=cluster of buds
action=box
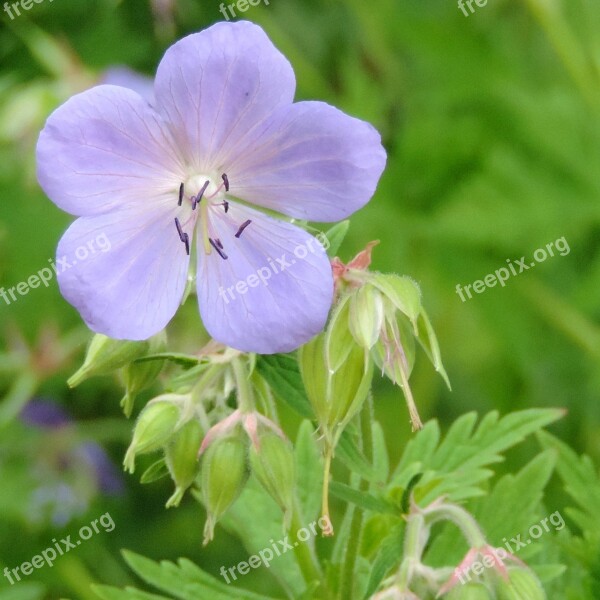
[331,241,450,432]
[198,410,295,545]
[370,499,546,600]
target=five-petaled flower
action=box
[36,21,386,353]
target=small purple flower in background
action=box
[36,21,386,353]
[20,400,123,526]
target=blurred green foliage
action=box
[1,0,600,598]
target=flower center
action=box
[172,172,251,260]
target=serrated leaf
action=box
[121,551,274,600]
[255,354,314,419]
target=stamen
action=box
[174,218,190,255]
[235,220,252,238]
[174,217,185,240]
[215,238,224,249]
[178,183,184,206]
[209,238,228,260]
[222,173,230,192]
[192,180,210,211]
[223,200,229,213]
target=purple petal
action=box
[56,203,190,340]
[227,101,387,222]
[196,203,333,354]
[37,85,184,217]
[153,21,295,171]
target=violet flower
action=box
[37,21,386,353]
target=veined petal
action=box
[154,21,295,172]
[37,85,184,217]
[56,204,190,340]
[227,101,387,222]
[196,204,333,354]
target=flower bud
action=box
[444,582,493,599]
[165,418,204,508]
[120,334,167,417]
[68,334,151,388]
[123,395,184,473]
[348,284,385,350]
[249,431,295,528]
[200,428,249,544]
[299,329,372,445]
[495,567,546,600]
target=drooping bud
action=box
[249,431,295,528]
[495,567,546,600]
[68,334,151,388]
[165,418,204,508]
[120,334,167,417]
[123,395,185,473]
[200,428,249,544]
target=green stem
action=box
[231,357,255,412]
[396,513,426,589]
[321,443,334,536]
[338,397,374,600]
[424,502,487,548]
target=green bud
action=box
[123,395,183,473]
[201,430,249,544]
[445,582,493,600]
[165,419,204,508]
[299,330,373,445]
[249,432,295,527]
[495,568,546,600]
[68,334,151,388]
[348,284,385,350]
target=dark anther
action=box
[221,173,230,192]
[209,237,228,260]
[178,183,184,206]
[223,200,229,213]
[193,180,210,210]
[174,217,185,241]
[174,218,189,255]
[215,238,224,249]
[235,219,252,238]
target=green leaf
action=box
[363,522,404,598]
[140,458,169,484]
[323,220,350,256]
[119,551,276,600]
[391,409,564,505]
[93,586,170,600]
[329,481,396,514]
[255,354,314,419]
[134,353,201,370]
[335,428,382,482]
